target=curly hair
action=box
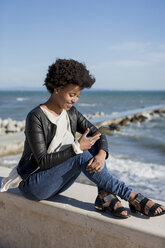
[44,59,95,93]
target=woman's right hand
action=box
[78,128,101,151]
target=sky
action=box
[0,0,165,90]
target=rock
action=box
[0,118,25,134]
[84,112,105,119]
[109,123,121,131]
[137,115,148,122]
[0,127,6,135]
[2,119,9,128]
[16,121,25,131]
[130,115,139,123]
[6,122,17,133]
[98,126,113,136]
[119,118,128,126]
[160,109,165,114]
[149,111,155,116]
[154,109,163,116]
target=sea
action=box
[0,89,165,201]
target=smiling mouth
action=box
[66,103,73,108]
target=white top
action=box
[40,106,74,153]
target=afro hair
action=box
[44,59,95,93]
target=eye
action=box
[69,93,81,98]
[69,94,75,97]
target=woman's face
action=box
[53,84,82,111]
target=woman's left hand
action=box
[86,153,106,173]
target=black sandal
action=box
[95,193,129,219]
[129,193,165,217]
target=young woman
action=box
[17,59,165,218]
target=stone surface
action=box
[0,167,165,248]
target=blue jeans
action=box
[19,146,132,201]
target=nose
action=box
[72,96,78,103]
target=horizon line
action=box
[0,87,165,92]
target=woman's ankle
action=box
[98,190,109,199]
[128,192,137,204]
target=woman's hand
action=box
[78,128,101,151]
[86,150,106,173]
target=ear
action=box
[54,88,59,94]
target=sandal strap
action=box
[101,193,129,219]
[140,198,149,213]
[95,195,105,210]
[112,206,126,215]
[132,193,149,213]
[104,194,117,202]
[104,194,120,211]
[148,203,161,216]
[104,195,126,216]
[131,194,164,217]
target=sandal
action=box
[95,193,129,219]
[129,193,165,217]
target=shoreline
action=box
[0,107,165,157]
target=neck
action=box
[43,95,63,116]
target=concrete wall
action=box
[0,169,165,248]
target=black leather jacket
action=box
[17,105,109,180]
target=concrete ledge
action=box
[0,168,165,248]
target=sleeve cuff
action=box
[72,140,83,154]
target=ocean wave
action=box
[0,151,164,200]
[16,97,29,101]
[78,103,96,107]
[117,125,165,151]
[111,112,119,115]
[106,153,165,200]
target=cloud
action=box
[89,42,165,76]
[111,59,151,67]
[108,42,152,52]
[89,42,165,89]
[90,60,151,70]
[105,42,165,67]
[148,52,165,63]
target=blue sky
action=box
[1,0,165,90]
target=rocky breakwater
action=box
[95,107,165,135]
[0,118,25,135]
[0,113,105,135]
[0,108,165,156]
[84,112,105,119]
[0,113,104,157]
[0,118,25,157]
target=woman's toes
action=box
[155,207,161,215]
[121,210,128,216]
[159,206,165,214]
[155,206,165,215]
[161,206,165,211]
[145,201,165,216]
